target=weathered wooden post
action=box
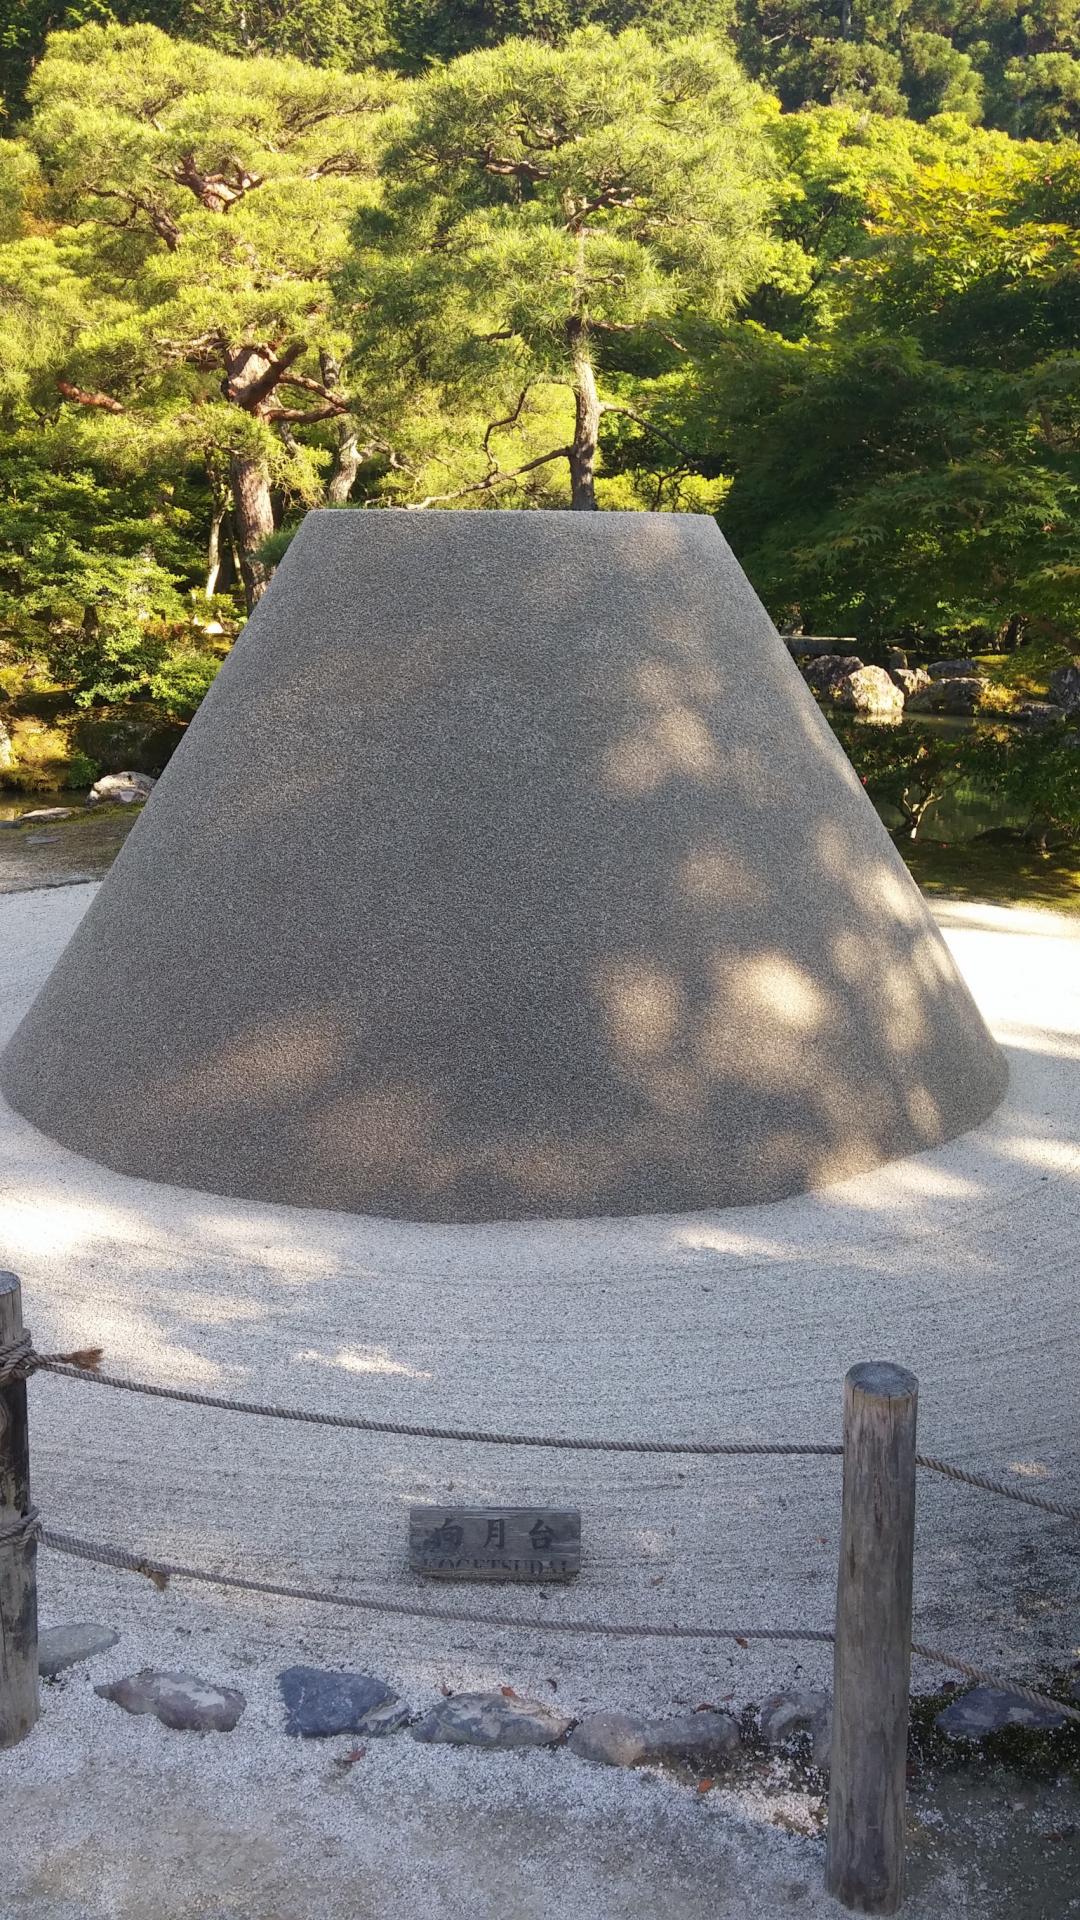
[0,1271,40,1747]
[826,1362,918,1914]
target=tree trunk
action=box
[567,318,600,512]
[230,452,275,611]
[205,495,227,599]
[326,421,362,505]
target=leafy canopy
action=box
[339,28,780,504]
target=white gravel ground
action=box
[1,882,1079,1918]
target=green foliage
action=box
[65,747,101,787]
[714,134,1080,643]
[341,28,778,503]
[838,716,1080,844]
[147,642,221,715]
[1000,51,1080,135]
[0,3,1077,864]
[388,0,735,69]
[772,38,907,116]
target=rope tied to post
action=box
[0,1504,40,1551]
[0,1335,103,1386]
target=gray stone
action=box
[928,658,981,679]
[638,1710,741,1766]
[760,1690,832,1768]
[801,652,865,697]
[1013,701,1064,729]
[885,647,908,671]
[834,666,905,718]
[569,1710,649,1766]
[95,1669,245,1732]
[570,1708,740,1769]
[278,1665,409,1738]
[891,667,930,699]
[908,676,989,716]
[936,1685,1067,1739]
[1048,661,1080,716]
[411,1691,572,1750]
[86,770,155,807]
[0,721,13,772]
[1,511,1006,1222]
[39,1622,120,1679]
[19,807,75,823]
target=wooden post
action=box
[826,1362,918,1915]
[0,1271,39,1747]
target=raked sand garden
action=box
[0,880,1078,1917]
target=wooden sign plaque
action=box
[409,1506,581,1582]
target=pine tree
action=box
[11,24,397,605]
[340,27,777,508]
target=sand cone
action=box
[1,511,1005,1221]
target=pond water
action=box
[837,712,1035,845]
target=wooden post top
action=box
[846,1361,919,1400]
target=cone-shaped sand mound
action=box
[1,511,1005,1220]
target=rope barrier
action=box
[39,1526,1080,1726]
[0,1505,40,1551]
[39,1526,834,1647]
[27,1353,845,1459]
[914,1455,1080,1524]
[910,1644,1080,1727]
[19,1348,1080,1521]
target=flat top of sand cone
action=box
[0,509,1005,1221]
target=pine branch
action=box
[408,445,571,509]
[598,402,700,462]
[482,385,534,460]
[57,380,125,413]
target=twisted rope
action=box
[0,1505,39,1551]
[0,1339,104,1386]
[39,1526,833,1646]
[14,1348,1080,1520]
[914,1455,1080,1523]
[911,1643,1080,1727]
[31,1357,843,1459]
[40,1527,1080,1726]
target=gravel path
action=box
[1,883,1078,1916]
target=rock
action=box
[936,1685,1068,1739]
[411,1691,572,1750]
[19,807,75,823]
[569,1711,649,1766]
[760,1690,832,1769]
[891,667,930,699]
[801,653,865,698]
[95,1669,245,1732]
[39,1622,120,1679]
[1049,660,1080,717]
[928,658,981,679]
[278,1665,410,1738]
[1013,701,1064,729]
[835,665,905,718]
[86,770,156,808]
[885,646,908,671]
[908,676,989,716]
[569,1708,740,1769]
[638,1711,741,1766]
[0,721,13,772]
